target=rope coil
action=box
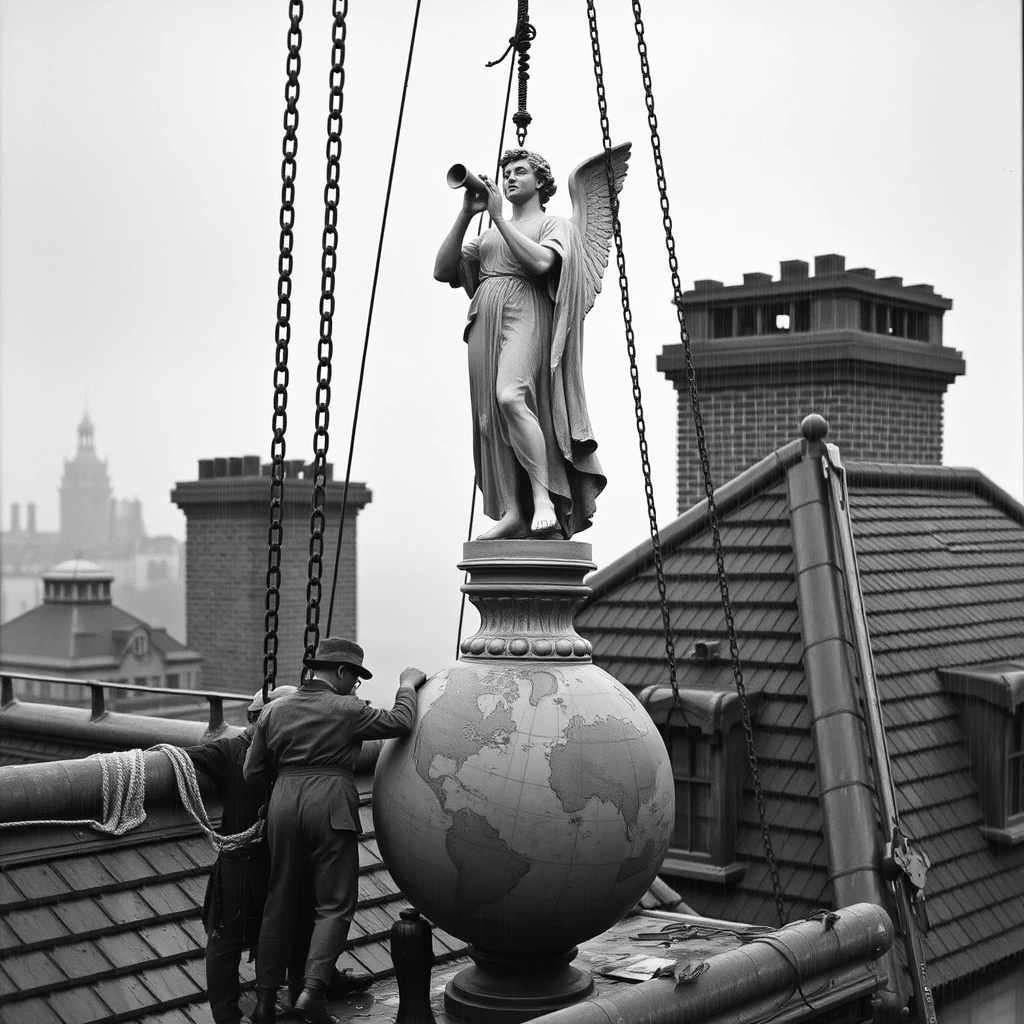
[0,747,263,853]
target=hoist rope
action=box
[455,24,519,657]
[152,744,265,852]
[303,0,349,664]
[326,0,424,635]
[0,747,262,852]
[619,0,788,926]
[262,0,305,704]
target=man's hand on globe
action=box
[401,667,428,690]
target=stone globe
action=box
[372,540,673,1021]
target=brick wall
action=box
[675,381,944,512]
[172,479,369,693]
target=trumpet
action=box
[446,163,488,196]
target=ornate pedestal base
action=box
[444,946,595,1024]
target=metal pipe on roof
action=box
[785,415,909,1017]
[530,902,894,1024]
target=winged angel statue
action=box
[434,144,630,540]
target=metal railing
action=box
[0,672,252,732]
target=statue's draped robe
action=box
[454,215,605,537]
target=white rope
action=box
[0,748,147,834]
[150,743,265,852]
[0,745,264,851]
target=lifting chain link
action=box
[584,1,680,712]
[303,0,348,666]
[263,0,304,704]
[625,0,787,927]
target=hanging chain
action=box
[626,0,787,927]
[263,0,304,704]
[585,1,680,716]
[486,0,535,146]
[303,0,348,665]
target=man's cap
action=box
[303,636,373,679]
[248,683,297,715]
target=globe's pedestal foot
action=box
[444,946,594,1023]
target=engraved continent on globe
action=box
[372,660,674,952]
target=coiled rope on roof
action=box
[0,746,263,853]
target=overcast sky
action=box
[2,1,1021,702]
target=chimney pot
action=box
[198,459,214,480]
[814,254,846,276]
[779,259,809,280]
[228,456,243,477]
[214,457,228,478]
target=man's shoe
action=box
[327,967,372,995]
[294,981,339,1024]
[249,987,278,1024]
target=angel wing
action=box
[568,142,631,317]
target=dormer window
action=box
[639,686,759,883]
[940,663,1024,846]
[131,633,149,659]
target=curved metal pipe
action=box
[531,903,894,1024]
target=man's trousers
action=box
[256,781,360,988]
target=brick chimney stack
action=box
[9,504,20,533]
[171,457,372,692]
[26,504,37,535]
[659,253,965,511]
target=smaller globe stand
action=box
[445,945,594,1024]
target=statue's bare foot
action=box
[477,511,529,540]
[531,499,558,535]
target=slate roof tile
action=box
[95,931,158,970]
[97,887,160,927]
[6,905,71,948]
[92,975,156,1017]
[50,857,117,895]
[140,880,196,917]
[48,938,114,981]
[3,863,72,904]
[143,963,203,1003]
[1,995,64,1024]
[47,984,112,1024]
[0,950,67,993]
[137,920,197,959]
[52,896,115,937]
[350,941,394,976]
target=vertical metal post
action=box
[89,683,107,721]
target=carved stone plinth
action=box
[445,946,594,1024]
[457,539,595,662]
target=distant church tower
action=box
[660,254,966,511]
[60,414,113,549]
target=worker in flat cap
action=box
[184,683,296,1024]
[244,637,427,1024]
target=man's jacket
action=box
[243,678,417,832]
